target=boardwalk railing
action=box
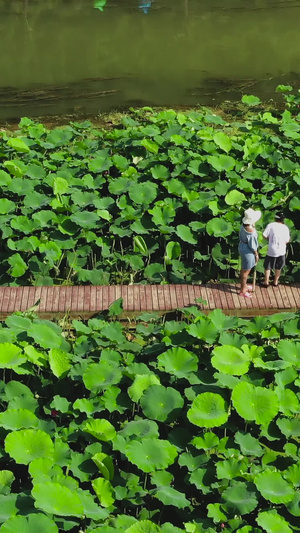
[0,283,299,319]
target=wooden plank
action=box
[145,285,153,311]
[121,285,128,310]
[211,284,223,310]
[291,284,300,306]
[169,285,178,310]
[20,286,30,311]
[279,284,293,309]
[102,286,109,310]
[127,286,134,312]
[198,285,209,309]
[27,287,37,310]
[221,283,235,310]
[228,284,241,314]
[216,283,229,311]
[151,285,160,311]
[163,286,172,310]
[89,286,97,312]
[271,283,285,310]
[115,285,122,303]
[139,285,146,311]
[267,285,280,310]
[108,285,116,307]
[38,287,48,313]
[58,286,67,313]
[175,285,184,309]
[254,285,268,311]
[84,286,92,312]
[181,284,190,307]
[1,287,11,314]
[187,285,196,306]
[50,287,59,312]
[283,284,297,309]
[96,286,103,311]
[133,285,140,312]
[47,286,56,313]
[205,283,216,310]
[7,287,18,313]
[157,285,165,311]
[77,286,85,312]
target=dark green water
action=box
[1,0,300,119]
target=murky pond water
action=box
[1,0,300,119]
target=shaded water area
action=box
[1,0,300,120]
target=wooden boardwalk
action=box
[0,283,299,319]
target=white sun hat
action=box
[242,208,262,225]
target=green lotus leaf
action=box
[128,182,158,206]
[27,323,64,350]
[70,210,99,228]
[155,485,189,509]
[119,419,159,440]
[242,94,261,106]
[189,467,215,494]
[32,482,84,516]
[211,345,251,375]
[277,340,300,365]
[213,131,232,152]
[140,385,184,422]
[275,387,300,416]
[209,309,238,331]
[207,154,236,172]
[0,471,14,496]
[101,322,126,343]
[222,482,258,514]
[83,419,116,442]
[284,464,300,487]
[277,417,300,438]
[232,382,279,424]
[128,374,160,402]
[165,241,181,262]
[8,253,28,277]
[5,429,54,464]
[141,139,159,154]
[24,346,48,367]
[49,348,71,378]
[187,319,219,344]
[53,177,69,196]
[133,235,148,255]
[0,343,26,368]
[0,408,39,430]
[0,170,12,186]
[151,164,169,180]
[83,361,122,392]
[187,392,228,428]
[234,432,264,456]
[0,514,58,533]
[92,477,115,507]
[175,225,197,244]
[0,494,18,523]
[28,457,54,480]
[92,453,114,480]
[192,432,219,451]
[125,438,178,473]
[206,218,233,237]
[255,470,295,504]
[94,1,107,12]
[225,189,246,206]
[216,457,248,480]
[125,521,160,533]
[0,199,15,214]
[7,137,30,153]
[157,347,198,378]
[207,503,227,524]
[144,263,166,281]
[287,492,300,517]
[4,159,27,177]
[256,510,292,533]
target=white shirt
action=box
[263,222,290,257]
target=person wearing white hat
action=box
[238,208,261,298]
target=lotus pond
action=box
[0,305,300,532]
[0,89,299,287]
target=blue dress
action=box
[239,225,258,270]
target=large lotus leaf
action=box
[275,387,300,416]
[0,408,39,430]
[7,253,28,277]
[0,170,12,186]
[287,492,300,517]
[206,218,233,237]
[192,432,219,451]
[0,514,58,533]
[255,471,295,504]
[207,154,236,172]
[83,361,122,391]
[256,510,292,533]
[32,482,83,516]
[284,464,300,488]
[187,319,219,344]
[222,482,258,514]
[92,477,115,507]
[0,471,14,496]
[0,199,15,214]
[119,419,159,440]
[140,385,184,422]
[157,347,198,378]
[70,210,99,228]
[101,322,126,343]
[155,486,189,509]
[49,349,71,378]
[83,419,116,442]
[128,182,158,206]
[216,457,248,480]
[187,392,228,428]
[209,309,238,331]
[125,438,178,473]
[234,432,264,457]
[126,521,160,533]
[0,343,26,368]
[53,177,69,196]
[127,374,160,402]
[27,323,63,350]
[211,345,251,375]
[225,190,246,206]
[213,131,232,152]
[92,452,114,480]
[277,340,300,365]
[4,160,27,177]
[141,138,159,154]
[207,503,227,524]
[175,225,197,244]
[7,137,30,153]
[277,418,300,438]
[232,382,279,424]
[0,494,18,523]
[151,164,169,180]
[5,429,54,464]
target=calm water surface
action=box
[1,0,300,119]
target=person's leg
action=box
[240,268,251,295]
[273,256,285,286]
[264,269,271,286]
[274,269,281,286]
